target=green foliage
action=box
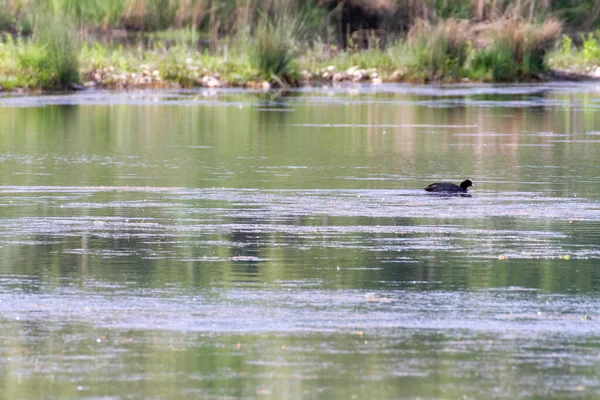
[78,38,254,88]
[548,31,600,72]
[31,13,80,88]
[247,16,304,81]
[412,37,468,79]
[582,32,600,63]
[157,44,197,86]
[387,18,561,82]
[80,42,136,71]
[0,34,29,89]
[546,34,577,70]
[0,6,83,90]
[469,43,518,81]
[561,35,572,57]
[467,18,562,81]
[0,4,582,89]
[17,42,53,88]
[391,19,471,81]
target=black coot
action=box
[424,179,473,193]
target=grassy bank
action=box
[547,31,600,76]
[1,1,599,90]
[0,17,568,90]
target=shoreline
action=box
[2,67,599,95]
[1,2,600,93]
[2,19,599,93]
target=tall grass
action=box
[18,12,81,89]
[246,15,305,82]
[470,18,562,81]
[0,1,590,37]
[384,16,562,82]
[390,18,472,81]
[438,0,593,26]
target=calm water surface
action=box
[1,83,600,399]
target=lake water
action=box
[1,83,600,399]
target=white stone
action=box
[332,72,346,82]
[201,75,222,88]
[391,70,404,81]
[352,69,367,82]
[207,79,222,88]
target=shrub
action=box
[28,13,80,88]
[247,15,305,82]
[157,43,199,86]
[471,17,562,81]
[469,42,519,81]
[393,18,472,81]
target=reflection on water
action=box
[1,83,600,399]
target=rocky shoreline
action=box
[73,65,600,92]
[78,64,393,91]
[3,65,599,94]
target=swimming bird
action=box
[424,179,473,193]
